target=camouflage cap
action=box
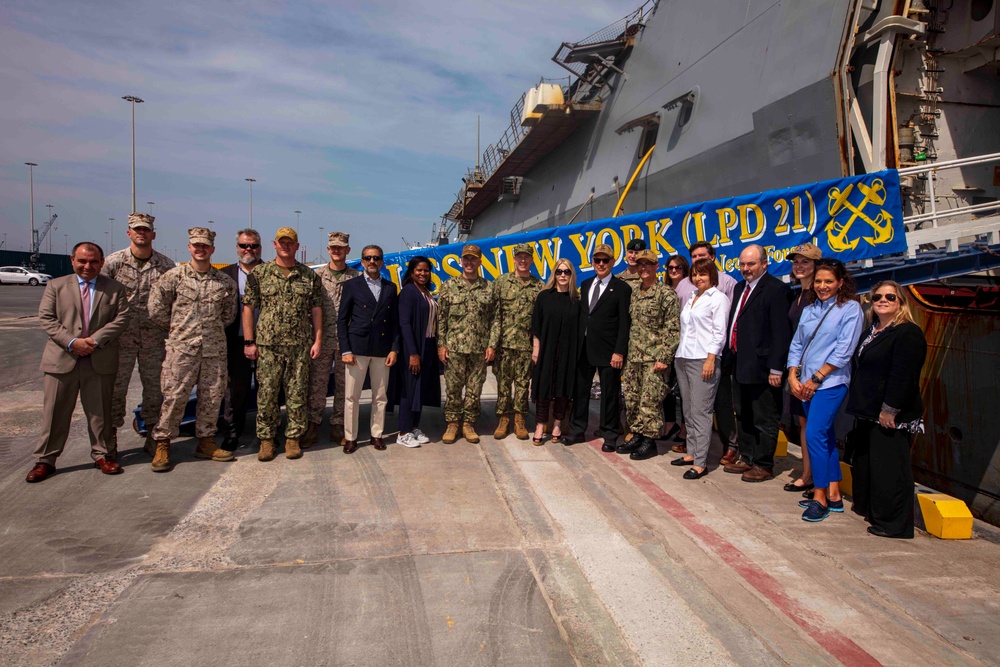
[461,244,482,258]
[328,231,350,247]
[512,243,534,256]
[788,242,822,261]
[592,243,614,258]
[128,212,155,230]
[635,249,658,264]
[275,226,298,242]
[188,227,215,246]
[626,238,648,251]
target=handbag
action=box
[784,303,836,394]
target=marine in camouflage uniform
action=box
[488,243,542,440]
[147,228,239,471]
[243,227,323,460]
[305,231,361,446]
[437,244,495,443]
[100,213,173,447]
[620,250,680,460]
[618,237,646,285]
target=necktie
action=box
[729,286,750,351]
[80,281,91,338]
[589,280,602,313]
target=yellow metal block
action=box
[775,430,788,457]
[839,462,853,496]
[917,494,974,540]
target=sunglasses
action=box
[871,293,897,302]
[238,243,260,250]
[667,265,683,271]
[363,255,383,262]
[592,257,611,264]
[554,268,572,276]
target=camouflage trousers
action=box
[256,344,310,440]
[622,361,669,439]
[152,348,227,440]
[307,341,347,426]
[111,325,167,429]
[443,351,487,423]
[494,347,532,415]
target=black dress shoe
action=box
[601,442,617,452]
[670,457,695,466]
[867,525,908,539]
[343,440,358,454]
[629,437,660,460]
[616,434,642,454]
[683,468,708,480]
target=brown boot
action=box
[463,422,480,444]
[285,438,303,459]
[151,440,171,472]
[195,437,234,462]
[258,439,276,462]
[300,422,318,449]
[330,424,346,445]
[513,413,529,440]
[493,415,510,439]
[442,422,460,444]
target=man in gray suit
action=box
[26,242,131,483]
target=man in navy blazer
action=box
[720,244,791,482]
[337,244,400,453]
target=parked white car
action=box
[0,266,52,286]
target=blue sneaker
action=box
[827,498,844,513]
[801,500,830,522]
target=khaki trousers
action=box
[344,355,390,441]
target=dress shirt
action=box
[365,274,382,301]
[68,276,96,351]
[676,287,731,359]
[672,278,699,308]
[727,273,763,346]
[717,272,737,302]
[786,297,864,390]
[588,275,610,307]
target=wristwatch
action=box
[244,339,255,347]
[810,373,824,385]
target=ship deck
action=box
[1,287,999,667]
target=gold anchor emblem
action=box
[826,179,894,253]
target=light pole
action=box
[294,210,301,232]
[108,218,116,252]
[122,95,144,212]
[45,204,54,252]
[245,178,256,228]
[25,162,37,252]
[64,234,68,255]
[104,230,110,253]
[147,200,155,214]
[318,226,325,262]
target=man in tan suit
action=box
[26,242,131,483]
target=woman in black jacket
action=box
[846,280,927,538]
[394,256,441,447]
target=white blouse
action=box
[676,287,731,360]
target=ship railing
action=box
[899,151,1000,258]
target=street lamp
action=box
[45,204,54,253]
[108,218,116,252]
[25,162,37,252]
[294,210,302,232]
[122,95,144,212]
[147,200,155,214]
[245,178,256,228]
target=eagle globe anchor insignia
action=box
[825,178,895,253]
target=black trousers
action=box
[734,380,782,470]
[571,352,623,438]
[714,371,739,451]
[223,342,257,449]
[851,420,915,538]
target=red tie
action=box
[80,281,91,338]
[730,286,750,351]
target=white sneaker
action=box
[411,428,431,444]
[398,432,421,448]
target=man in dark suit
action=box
[220,228,263,450]
[27,242,131,482]
[337,244,400,453]
[570,243,632,450]
[721,244,791,482]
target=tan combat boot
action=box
[493,415,510,440]
[258,439,276,462]
[285,438,303,459]
[151,440,171,472]
[195,437,234,462]
[330,424,346,445]
[442,422,460,444]
[300,422,318,449]
[463,422,480,444]
[513,413,529,440]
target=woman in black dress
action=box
[846,280,927,538]
[530,258,581,445]
[784,243,820,492]
[395,256,441,447]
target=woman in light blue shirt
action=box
[786,259,863,522]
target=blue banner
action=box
[362,169,906,292]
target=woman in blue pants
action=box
[785,259,864,522]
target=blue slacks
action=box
[803,384,848,490]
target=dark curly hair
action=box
[810,258,857,305]
[401,255,432,287]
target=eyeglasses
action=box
[667,265,683,271]
[554,268,572,276]
[363,255,383,262]
[592,257,611,264]
[871,293,897,302]
[237,243,260,250]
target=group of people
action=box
[26,218,927,539]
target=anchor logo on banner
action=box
[825,178,895,253]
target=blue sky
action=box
[0,0,625,262]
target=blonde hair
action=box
[544,258,579,300]
[867,280,916,327]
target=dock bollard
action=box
[917,494,974,540]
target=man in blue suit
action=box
[337,244,400,453]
